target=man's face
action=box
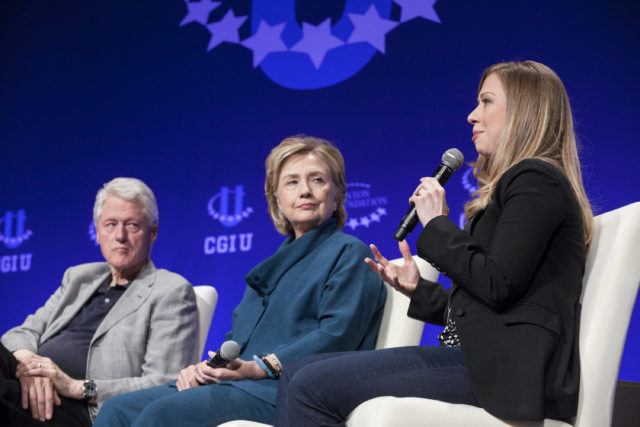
[96,195,157,275]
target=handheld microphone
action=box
[394,148,464,241]
[206,340,240,368]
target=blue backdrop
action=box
[1,0,639,381]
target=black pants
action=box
[0,343,91,427]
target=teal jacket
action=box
[225,218,387,405]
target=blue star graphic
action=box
[370,212,381,222]
[347,5,398,53]
[347,218,360,230]
[206,9,248,51]
[393,0,440,23]
[180,0,220,26]
[290,19,344,69]
[360,217,371,227]
[241,20,288,67]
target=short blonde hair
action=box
[465,61,593,249]
[265,135,346,235]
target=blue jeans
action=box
[274,346,478,426]
[93,382,274,427]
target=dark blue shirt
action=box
[38,277,128,379]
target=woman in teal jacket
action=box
[93,135,387,426]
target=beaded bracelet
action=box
[258,353,279,379]
[253,354,275,379]
[266,353,282,377]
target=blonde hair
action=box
[465,61,594,249]
[265,135,347,236]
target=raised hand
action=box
[364,240,420,297]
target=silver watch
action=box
[82,379,97,401]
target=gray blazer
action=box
[1,261,198,419]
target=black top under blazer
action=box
[408,158,585,421]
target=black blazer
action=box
[408,159,585,421]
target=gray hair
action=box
[93,177,158,226]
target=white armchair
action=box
[374,255,438,349]
[217,257,441,427]
[192,285,218,364]
[345,202,640,427]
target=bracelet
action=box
[266,353,282,378]
[253,355,275,379]
[259,353,278,379]
[259,353,282,379]
[268,354,282,375]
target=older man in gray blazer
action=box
[1,177,198,426]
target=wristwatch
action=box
[82,379,97,402]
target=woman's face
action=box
[467,73,507,158]
[276,153,338,239]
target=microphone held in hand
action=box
[206,340,241,368]
[394,148,464,241]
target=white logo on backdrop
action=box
[345,182,388,230]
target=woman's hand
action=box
[176,353,267,392]
[176,363,201,391]
[408,177,449,226]
[176,363,202,391]
[365,241,420,297]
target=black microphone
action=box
[206,340,240,368]
[394,148,464,241]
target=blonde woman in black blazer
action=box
[274,61,594,425]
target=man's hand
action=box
[12,349,38,364]
[18,374,61,422]
[13,351,62,421]
[16,356,84,400]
